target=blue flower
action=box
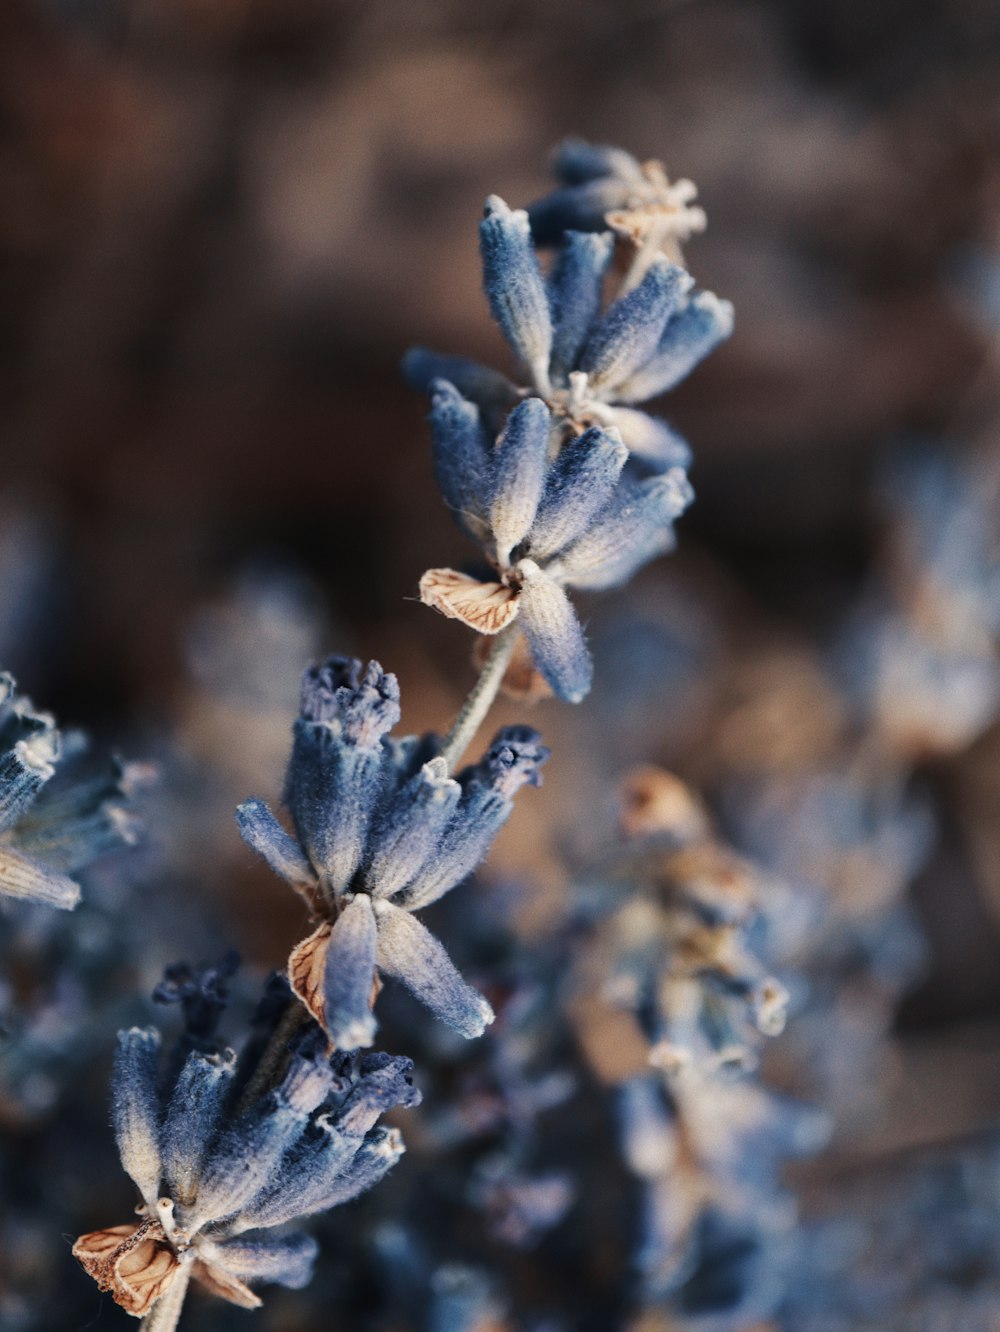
[237,657,548,1048]
[74,970,419,1320]
[0,672,145,910]
[405,194,732,473]
[417,385,693,702]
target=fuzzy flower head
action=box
[237,656,548,1048]
[416,383,693,702]
[73,968,418,1321]
[0,672,145,910]
[406,193,732,473]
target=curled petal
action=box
[374,902,494,1037]
[73,1221,181,1317]
[515,562,593,704]
[288,921,334,1034]
[419,569,520,635]
[192,1260,262,1309]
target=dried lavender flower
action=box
[0,673,145,910]
[73,967,419,1324]
[237,655,548,1047]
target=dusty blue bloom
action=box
[418,384,692,702]
[74,969,418,1320]
[237,656,548,1047]
[0,673,144,910]
[405,195,731,472]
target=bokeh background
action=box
[3,0,1000,1327]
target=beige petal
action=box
[419,569,520,635]
[115,1236,181,1315]
[288,920,333,1032]
[73,1220,181,1316]
[193,1259,263,1309]
[73,1224,141,1288]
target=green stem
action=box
[140,1261,192,1332]
[439,625,519,773]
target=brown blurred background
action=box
[2,0,1000,1034]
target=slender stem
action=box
[140,1261,192,1332]
[236,999,310,1116]
[439,625,519,773]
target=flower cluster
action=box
[573,767,789,1079]
[0,672,144,911]
[73,965,418,1321]
[406,148,730,703]
[237,655,548,1049]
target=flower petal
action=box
[236,798,319,907]
[0,844,79,909]
[606,408,692,472]
[112,1027,163,1210]
[288,921,334,1033]
[200,1233,318,1291]
[548,230,615,381]
[617,291,734,403]
[530,425,628,560]
[480,195,553,393]
[427,380,494,541]
[364,757,461,899]
[419,569,520,635]
[490,396,552,566]
[192,1260,262,1309]
[515,561,593,704]
[402,348,518,415]
[553,470,694,592]
[0,730,58,835]
[580,259,692,392]
[321,893,378,1050]
[374,902,494,1037]
[161,1048,237,1208]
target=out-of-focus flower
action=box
[237,656,548,1047]
[572,767,789,1078]
[405,196,731,471]
[527,140,708,263]
[0,673,145,910]
[416,384,692,701]
[73,965,419,1322]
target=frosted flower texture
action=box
[406,194,732,471]
[73,991,418,1320]
[237,656,548,1048]
[0,671,142,910]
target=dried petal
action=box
[418,569,520,634]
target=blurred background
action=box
[3,0,1000,1327]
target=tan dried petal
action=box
[620,767,710,842]
[193,1259,263,1309]
[288,920,333,1032]
[73,1220,181,1316]
[419,568,520,635]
